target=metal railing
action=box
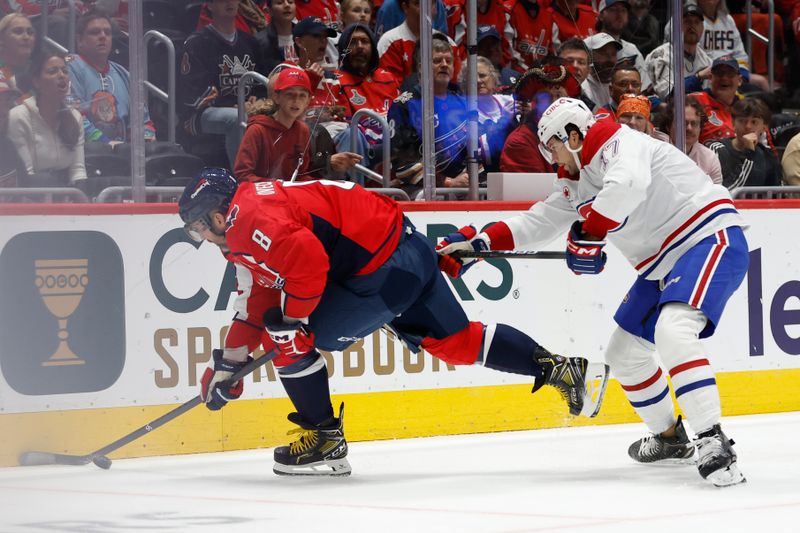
[730,186,800,199]
[142,30,176,144]
[96,186,185,203]
[0,187,89,203]
[745,0,775,90]
[370,188,410,201]
[237,71,269,144]
[349,109,392,187]
[413,187,488,201]
[39,0,76,54]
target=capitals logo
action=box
[219,54,255,96]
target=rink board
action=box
[0,200,799,466]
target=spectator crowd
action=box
[1,0,800,200]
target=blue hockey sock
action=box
[279,362,335,426]
[483,324,546,383]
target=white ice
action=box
[1,412,799,533]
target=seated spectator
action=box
[581,32,621,111]
[695,0,768,91]
[387,35,469,190]
[507,0,555,72]
[557,37,595,110]
[449,0,513,73]
[377,0,459,81]
[645,3,711,101]
[8,52,86,185]
[622,0,659,57]
[340,0,374,30]
[197,0,269,35]
[595,61,641,122]
[656,96,723,184]
[2,1,86,50]
[549,0,597,47]
[68,11,155,145]
[594,0,652,92]
[234,67,361,182]
[0,72,22,186]
[706,97,781,190]
[782,131,800,185]
[690,55,742,144]
[290,16,339,119]
[179,0,267,167]
[500,63,580,173]
[334,22,399,172]
[474,24,519,87]
[615,93,649,132]
[461,55,516,173]
[0,13,35,95]
[375,0,447,38]
[255,0,297,76]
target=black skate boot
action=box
[628,415,695,464]
[695,424,746,487]
[533,347,610,417]
[273,403,351,476]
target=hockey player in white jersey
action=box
[437,97,749,487]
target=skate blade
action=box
[579,363,610,418]
[273,458,352,477]
[707,463,746,487]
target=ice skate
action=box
[628,415,695,464]
[695,424,746,487]
[273,403,351,476]
[534,347,610,417]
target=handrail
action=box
[414,187,488,201]
[236,71,269,143]
[349,108,392,187]
[730,186,800,199]
[40,0,76,54]
[96,186,186,203]
[370,188,411,201]
[142,30,176,143]
[0,187,89,203]
[745,0,775,90]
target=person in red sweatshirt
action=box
[233,67,361,182]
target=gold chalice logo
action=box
[34,259,88,366]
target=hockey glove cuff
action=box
[200,349,249,411]
[436,225,490,278]
[566,220,607,275]
[264,307,316,359]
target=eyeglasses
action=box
[685,120,701,129]
[183,219,209,243]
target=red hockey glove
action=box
[435,225,490,278]
[566,220,607,275]
[200,349,249,411]
[263,307,316,359]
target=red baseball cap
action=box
[274,68,312,93]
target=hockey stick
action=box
[18,349,278,470]
[451,250,567,260]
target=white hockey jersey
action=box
[495,121,747,281]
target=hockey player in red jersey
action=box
[178,167,610,476]
[438,97,750,487]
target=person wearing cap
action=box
[506,0,556,72]
[447,0,514,70]
[255,0,297,76]
[615,93,668,142]
[233,67,362,182]
[548,0,598,46]
[178,0,267,167]
[473,24,520,87]
[645,3,712,101]
[689,54,742,144]
[290,16,341,115]
[595,0,652,92]
[377,0,460,81]
[581,32,621,110]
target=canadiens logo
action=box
[708,111,723,126]
[349,89,366,106]
[562,185,571,199]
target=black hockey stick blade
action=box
[451,250,567,260]
[18,350,277,469]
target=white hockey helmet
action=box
[537,97,595,146]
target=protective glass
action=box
[183,219,209,243]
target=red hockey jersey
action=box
[690,90,737,144]
[506,0,555,71]
[223,180,405,319]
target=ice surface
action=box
[1,412,799,532]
